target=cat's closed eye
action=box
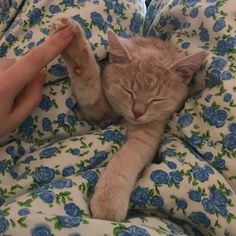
[121,85,134,99]
[147,97,165,105]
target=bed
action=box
[0,0,235,235]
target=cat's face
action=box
[102,33,207,125]
[103,56,188,124]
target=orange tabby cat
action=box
[51,17,207,221]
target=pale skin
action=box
[0,26,73,138]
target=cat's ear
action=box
[107,31,132,63]
[169,51,208,84]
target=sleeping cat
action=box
[51,17,207,221]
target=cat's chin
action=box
[124,118,152,125]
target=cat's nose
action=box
[132,109,144,119]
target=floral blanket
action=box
[0,0,235,235]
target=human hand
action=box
[0,26,73,138]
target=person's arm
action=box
[0,25,73,137]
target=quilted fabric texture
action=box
[0,0,235,235]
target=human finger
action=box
[1,73,46,137]
[3,26,73,94]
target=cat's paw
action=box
[51,17,70,34]
[90,176,129,221]
[51,17,83,37]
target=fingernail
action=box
[60,26,73,39]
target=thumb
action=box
[7,73,46,133]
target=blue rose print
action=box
[58,215,81,228]
[18,146,25,155]
[63,0,74,6]
[130,12,143,33]
[0,196,5,207]
[64,203,80,217]
[131,187,149,206]
[213,19,226,32]
[84,27,92,39]
[33,167,55,184]
[159,16,167,27]
[6,33,16,43]
[66,97,74,109]
[211,57,227,70]
[189,8,198,18]
[190,212,211,228]
[219,206,228,217]
[24,31,33,40]
[90,151,108,166]
[176,199,187,209]
[223,133,236,150]
[188,134,204,146]
[71,148,80,156]
[150,195,164,207]
[15,48,23,56]
[5,146,15,156]
[57,113,66,127]
[203,107,227,128]
[103,130,125,142]
[192,166,209,182]
[19,115,34,136]
[189,190,201,202]
[0,161,7,172]
[18,208,31,216]
[28,8,42,25]
[169,171,183,185]
[49,5,61,14]
[181,42,190,49]
[223,93,232,102]
[22,155,34,164]
[210,189,227,208]
[90,12,104,29]
[207,69,221,87]
[51,178,73,189]
[39,191,55,204]
[0,216,9,234]
[105,1,113,10]
[204,165,214,174]
[204,5,217,17]
[118,225,150,236]
[212,158,225,169]
[39,147,59,159]
[178,112,193,127]
[150,170,170,185]
[31,224,51,236]
[229,123,236,133]
[226,37,236,49]
[221,71,232,80]
[216,40,228,56]
[42,118,52,132]
[114,3,123,15]
[39,95,53,112]
[0,1,10,20]
[67,115,76,127]
[202,198,216,214]
[167,161,177,169]
[184,0,199,7]
[48,64,68,77]
[199,28,209,42]
[62,166,76,177]
[0,45,7,57]
[81,170,98,189]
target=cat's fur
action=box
[51,17,207,221]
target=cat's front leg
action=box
[51,17,112,122]
[90,122,164,221]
